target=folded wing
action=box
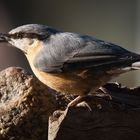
[33,33,139,73]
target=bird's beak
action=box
[0,33,10,42]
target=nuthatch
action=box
[0,24,140,107]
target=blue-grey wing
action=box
[33,32,136,73]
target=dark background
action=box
[0,0,139,86]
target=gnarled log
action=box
[0,67,140,140]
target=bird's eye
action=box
[29,39,34,45]
[17,33,23,38]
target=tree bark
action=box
[0,67,140,140]
[0,67,56,140]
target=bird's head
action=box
[0,24,58,54]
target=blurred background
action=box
[0,0,140,86]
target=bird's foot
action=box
[67,96,92,111]
[76,101,92,111]
[97,87,112,100]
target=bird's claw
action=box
[67,96,92,111]
[98,87,112,100]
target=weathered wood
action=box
[0,67,56,140]
[49,84,140,140]
[0,67,140,140]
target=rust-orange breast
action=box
[25,40,113,96]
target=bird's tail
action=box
[131,61,140,70]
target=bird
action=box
[0,24,140,108]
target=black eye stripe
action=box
[8,32,50,40]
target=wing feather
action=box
[33,32,136,73]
